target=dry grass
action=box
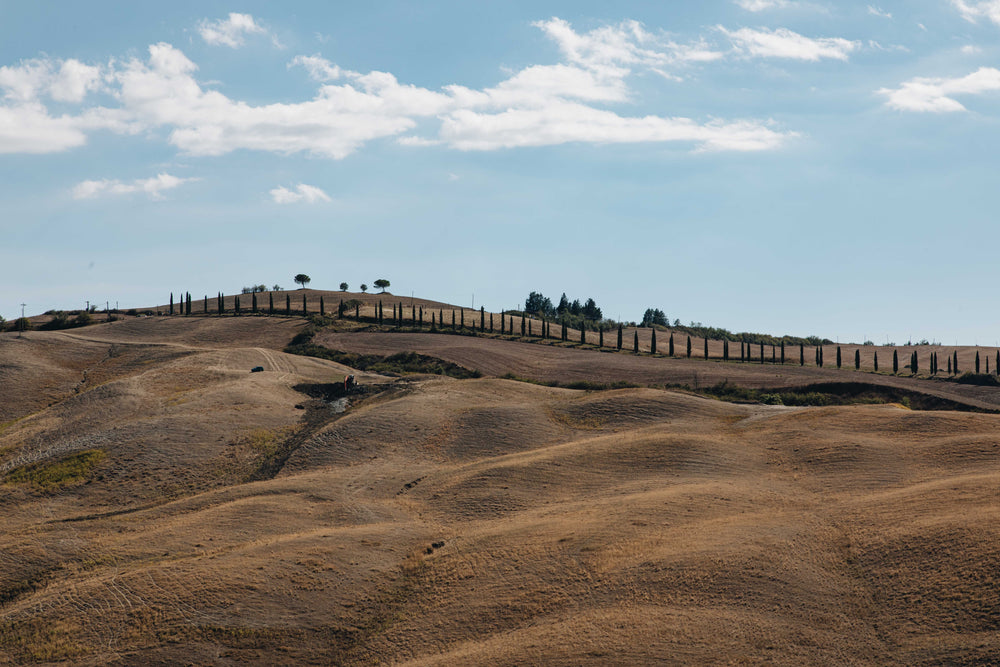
[1,316,999,665]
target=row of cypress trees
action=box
[165,291,998,377]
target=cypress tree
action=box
[355,302,360,318]
[705,337,709,360]
[815,347,819,366]
[527,317,532,337]
[522,316,527,337]
[669,333,675,357]
[874,351,879,372]
[320,296,325,316]
[987,356,990,375]
[800,343,805,366]
[187,292,192,315]
[303,294,307,316]
[976,350,981,374]
[286,294,291,316]
[218,292,224,314]
[819,347,824,367]
[440,309,444,326]
[431,312,436,331]
[953,351,958,374]
[723,339,728,361]
[855,349,860,370]
[947,355,952,374]
[912,350,918,375]
[996,350,999,376]
[634,330,640,353]
[500,312,505,333]
[269,293,274,315]
[771,346,775,364]
[481,306,485,332]
[837,346,842,369]
[741,341,746,362]
[169,292,174,315]
[460,309,465,329]
[651,328,656,354]
[562,320,568,341]
[204,295,208,313]
[599,326,604,347]
[687,336,692,358]
[760,342,764,365]
[617,324,623,350]
[235,296,240,315]
[893,349,899,374]
[252,293,258,313]
[419,307,423,326]
[581,322,586,345]
[781,341,785,365]
[451,310,455,329]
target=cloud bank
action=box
[0,17,807,158]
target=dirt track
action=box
[316,331,1000,411]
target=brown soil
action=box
[1,317,998,665]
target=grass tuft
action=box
[5,449,106,490]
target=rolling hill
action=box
[1,303,998,664]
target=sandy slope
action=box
[1,317,998,665]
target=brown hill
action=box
[1,316,998,664]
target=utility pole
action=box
[18,303,26,338]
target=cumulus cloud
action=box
[719,26,859,61]
[270,183,331,204]
[0,57,101,102]
[868,5,893,19]
[198,13,267,48]
[72,173,197,200]
[0,17,798,157]
[951,0,1000,24]
[879,67,1000,111]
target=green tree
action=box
[633,330,639,353]
[874,351,879,372]
[374,278,390,293]
[617,324,623,350]
[340,282,349,291]
[294,274,311,289]
[687,336,692,358]
[837,346,842,369]
[651,327,657,354]
[669,333,675,356]
[976,350,981,374]
[360,284,368,293]
[893,349,899,374]
[855,349,860,370]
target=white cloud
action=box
[735,0,792,10]
[879,67,1000,112]
[720,26,859,61]
[962,44,983,54]
[0,17,797,157]
[289,54,344,81]
[0,57,101,102]
[198,13,267,48]
[270,183,331,204]
[72,173,197,200]
[868,5,893,19]
[438,103,790,152]
[0,103,89,153]
[952,0,1000,24]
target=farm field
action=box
[1,312,998,664]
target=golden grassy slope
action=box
[0,318,998,665]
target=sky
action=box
[3,1,1000,344]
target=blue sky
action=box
[3,1,1000,344]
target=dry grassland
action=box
[0,315,998,665]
